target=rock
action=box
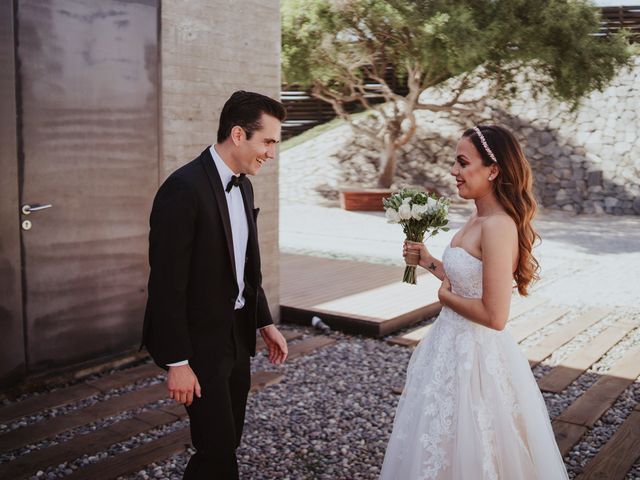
[576,131,592,145]
[585,153,602,164]
[593,202,605,214]
[620,110,636,121]
[613,142,631,155]
[545,174,558,183]
[539,131,554,146]
[604,197,619,208]
[624,129,637,143]
[539,144,558,156]
[556,189,568,202]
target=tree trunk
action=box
[377,142,397,188]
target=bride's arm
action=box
[437,216,516,331]
[404,240,445,281]
[420,255,445,281]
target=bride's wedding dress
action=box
[380,245,569,480]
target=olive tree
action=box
[282,0,631,188]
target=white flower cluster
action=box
[385,196,446,224]
[383,188,450,284]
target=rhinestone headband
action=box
[473,126,497,163]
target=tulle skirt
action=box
[380,307,569,480]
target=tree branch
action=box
[394,111,417,147]
[312,85,384,146]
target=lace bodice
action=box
[442,246,483,299]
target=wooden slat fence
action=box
[598,5,640,41]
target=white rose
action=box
[385,208,401,224]
[402,197,412,205]
[398,203,412,220]
[411,203,428,219]
[424,197,436,215]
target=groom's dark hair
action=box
[217,90,286,143]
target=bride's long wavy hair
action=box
[463,125,541,295]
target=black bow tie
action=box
[225,174,246,193]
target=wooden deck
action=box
[280,253,441,336]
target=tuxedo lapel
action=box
[239,182,260,274]
[199,149,237,281]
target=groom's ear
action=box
[230,125,244,146]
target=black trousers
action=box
[183,308,252,480]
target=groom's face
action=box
[235,113,281,176]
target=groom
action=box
[142,91,289,479]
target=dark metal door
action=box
[0,1,25,387]
[16,0,159,373]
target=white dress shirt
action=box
[167,145,250,367]
[210,145,250,310]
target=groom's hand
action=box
[167,364,201,406]
[260,325,288,365]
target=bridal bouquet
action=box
[383,189,450,284]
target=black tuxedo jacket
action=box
[142,147,273,371]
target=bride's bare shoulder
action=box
[480,214,517,244]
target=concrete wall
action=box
[160,1,281,320]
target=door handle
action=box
[22,204,53,215]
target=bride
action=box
[380,125,568,479]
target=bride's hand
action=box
[403,240,430,265]
[438,275,452,304]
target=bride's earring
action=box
[488,175,494,181]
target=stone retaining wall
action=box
[335,56,640,215]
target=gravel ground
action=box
[123,329,410,480]
[1,316,638,479]
[124,322,639,480]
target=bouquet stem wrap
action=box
[404,250,421,267]
[403,240,422,284]
[383,189,450,285]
